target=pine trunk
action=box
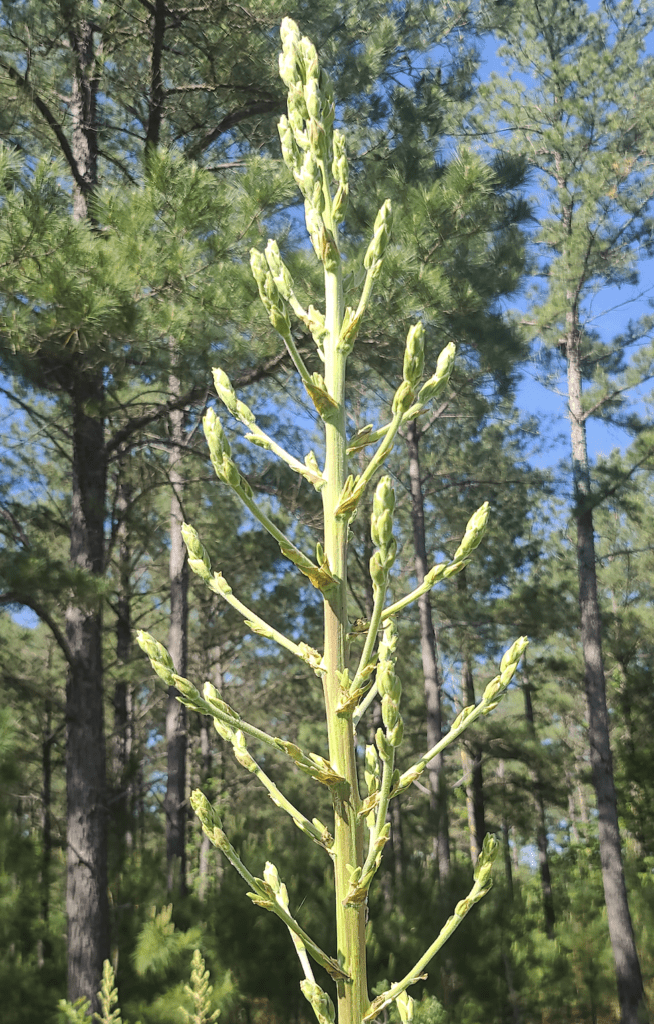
[65,18,109,1011]
[461,654,484,863]
[406,420,450,878]
[166,371,188,897]
[65,381,109,1011]
[565,334,648,1024]
[522,676,555,937]
[113,476,134,851]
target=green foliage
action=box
[133,907,203,980]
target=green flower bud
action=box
[203,407,230,462]
[453,501,490,561]
[382,693,399,731]
[418,341,456,404]
[500,635,529,675]
[396,991,414,1024]
[190,788,221,830]
[263,860,281,893]
[392,379,415,414]
[305,76,321,120]
[403,322,425,389]
[213,367,238,416]
[364,199,393,274]
[136,631,175,684]
[181,522,212,582]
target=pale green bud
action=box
[305,77,321,120]
[280,17,301,50]
[453,501,490,561]
[369,549,387,588]
[136,631,175,684]
[364,744,380,795]
[300,981,336,1024]
[376,726,394,763]
[190,788,221,829]
[181,522,212,582]
[474,833,499,891]
[382,693,399,732]
[203,406,230,463]
[392,379,415,414]
[232,730,257,772]
[364,199,392,274]
[263,860,281,893]
[278,115,299,171]
[213,367,238,416]
[279,47,297,89]
[403,322,425,389]
[396,991,414,1024]
[500,635,529,675]
[373,474,395,519]
[331,130,348,184]
[418,341,457,404]
[250,247,268,290]
[264,239,294,301]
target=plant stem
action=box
[322,199,368,1024]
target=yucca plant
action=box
[138,19,527,1024]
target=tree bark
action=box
[565,329,648,1024]
[65,17,109,1012]
[65,378,109,1012]
[522,673,555,938]
[461,653,485,864]
[113,475,134,852]
[165,367,188,897]
[406,420,450,879]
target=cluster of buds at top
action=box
[370,475,397,587]
[278,18,341,265]
[376,621,404,758]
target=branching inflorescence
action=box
[137,19,528,1024]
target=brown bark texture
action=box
[166,382,188,896]
[65,382,109,1010]
[65,16,109,1012]
[565,333,648,1024]
[522,676,555,938]
[406,420,451,878]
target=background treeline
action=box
[1,1,654,1023]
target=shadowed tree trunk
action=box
[406,420,450,878]
[165,370,189,897]
[113,475,134,852]
[564,310,647,1023]
[65,17,109,1011]
[522,666,555,938]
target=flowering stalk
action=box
[137,19,528,1024]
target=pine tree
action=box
[477,2,654,1019]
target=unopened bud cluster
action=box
[277,17,343,264]
[370,475,397,587]
[376,622,403,758]
[454,501,490,561]
[482,635,529,712]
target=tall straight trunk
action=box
[522,672,555,938]
[113,476,134,851]
[65,377,109,1011]
[565,330,647,1024]
[165,367,188,897]
[65,18,109,1012]
[40,695,53,966]
[461,654,485,863]
[406,420,450,879]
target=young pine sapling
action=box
[138,19,528,1024]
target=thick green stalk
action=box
[321,209,368,1024]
